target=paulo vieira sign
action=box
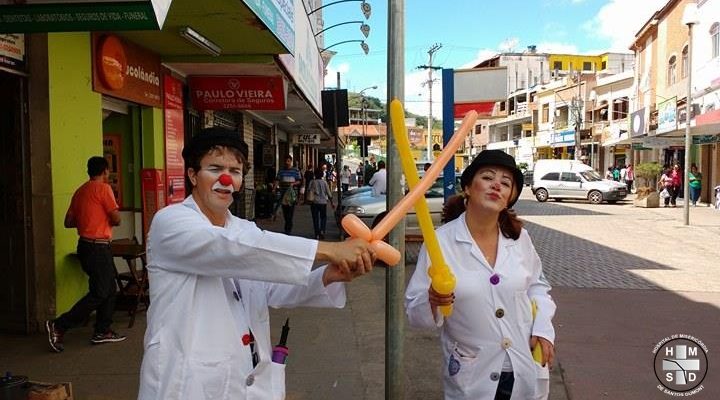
[188,76,286,111]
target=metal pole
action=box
[575,72,582,161]
[683,23,693,225]
[362,100,366,173]
[386,0,405,398]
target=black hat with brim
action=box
[182,127,249,164]
[460,150,524,208]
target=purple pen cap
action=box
[272,346,289,364]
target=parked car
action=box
[531,159,627,204]
[340,175,459,235]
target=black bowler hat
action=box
[460,150,524,208]
[182,127,249,164]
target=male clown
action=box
[138,128,375,400]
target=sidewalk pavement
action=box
[2,194,719,399]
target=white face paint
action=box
[211,180,235,194]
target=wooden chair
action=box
[112,238,149,328]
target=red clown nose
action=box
[218,174,233,187]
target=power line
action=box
[417,43,443,160]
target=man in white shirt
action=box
[138,128,375,400]
[369,160,387,196]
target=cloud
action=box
[323,62,350,88]
[585,0,668,51]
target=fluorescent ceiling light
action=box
[180,26,221,56]
[285,115,296,123]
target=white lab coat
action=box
[138,196,346,400]
[405,213,556,400]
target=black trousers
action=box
[282,204,295,234]
[494,372,514,400]
[55,241,116,334]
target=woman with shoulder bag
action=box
[310,168,335,239]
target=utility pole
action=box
[386,0,405,398]
[574,70,583,161]
[418,43,442,161]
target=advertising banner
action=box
[657,97,677,134]
[188,76,286,111]
[630,108,645,137]
[241,0,294,53]
[277,0,322,114]
[92,33,162,107]
[0,0,172,33]
[0,34,25,72]
[163,75,185,204]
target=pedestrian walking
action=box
[406,150,556,400]
[625,164,635,193]
[368,160,387,196]
[138,127,375,400]
[45,156,125,353]
[658,168,674,207]
[340,165,351,193]
[605,167,613,180]
[670,163,682,206]
[274,155,303,234]
[356,165,364,187]
[689,164,702,206]
[308,168,335,239]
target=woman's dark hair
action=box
[314,167,324,179]
[443,194,524,240]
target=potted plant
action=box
[633,162,663,208]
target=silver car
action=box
[531,169,628,204]
[340,176,456,235]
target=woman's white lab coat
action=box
[138,196,346,400]
[405,213,556,400]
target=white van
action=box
[531,159,628,204]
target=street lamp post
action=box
[682,2,699,226]
[359,85,377,176]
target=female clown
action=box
[405,150,556,400]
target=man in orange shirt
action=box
[46,156,123,352]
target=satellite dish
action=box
[360,23,370,38]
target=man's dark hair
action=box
[378,160,386,169]
[87,156,109,177]
[182,127,249,175]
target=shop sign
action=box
[641,136,684,148]
[657,97,677,134]
[0,34,25,72]
[262,145,274,167]
[188,76,286,111]
[91,33,162,107]
[0,0,172,33]
[294,133,320,144]
[693,135,720,145]
[551,129,575,147]
[164,75,185,204]
[696,108,720,126]
[521,123,534,131]
[241,0,294,53]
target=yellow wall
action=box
[548,54,603,72]
[48,33,104,313]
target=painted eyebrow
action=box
[478,168,513,179]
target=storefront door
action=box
[0,71,30,333]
